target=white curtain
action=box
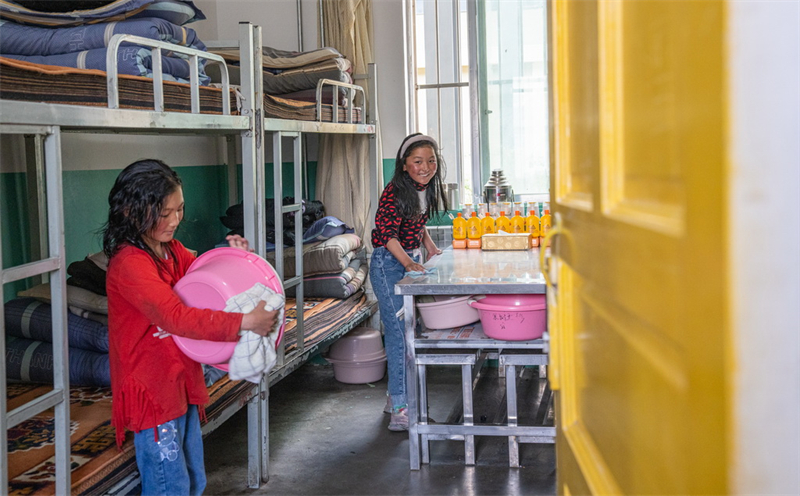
[317,0,381,248]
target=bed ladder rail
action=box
[1,124,70,495]
[105,34,232,115]
[314,78,366,124]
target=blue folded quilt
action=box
[302,216,355,244]
[2,45,208,84]
[0,17,209,84]
[4,297,109,353]
[0,0,205,27]
[6,336,110,387]
[0,17,205,56]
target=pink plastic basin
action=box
[468,294,546,341]
[415,295,481,330]
[324,355,387,384]
[172,247,285,369]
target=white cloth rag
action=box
[225,282,285,383]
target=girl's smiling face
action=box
[143,187,184,253]
[404,145,438,184]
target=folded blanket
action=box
[209,45,342,70]
[0,17,205,56]
[262,58,352,96]
[0,0,204,27]
[4,297,109,352]
[3,45,208,84]
[224,283,285,383]
[68,255,108,295]
[6,336,110,386]
[285,256,369,299]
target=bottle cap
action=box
[471,211,477,217]
[500,211,506,216]
[515,210,521,216]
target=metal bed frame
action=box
[1,22,379,493]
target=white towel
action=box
[225,283,285,383]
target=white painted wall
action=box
[728,1,800,494]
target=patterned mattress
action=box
[0,56,237,114]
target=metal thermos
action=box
[483,169,514,204]
[440,183,460,210]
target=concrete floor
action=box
[203,361,556,495]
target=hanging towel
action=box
[224,283,285,383]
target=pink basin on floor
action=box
[172,247,285,370]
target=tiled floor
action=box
[204,360,556,495]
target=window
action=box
[409,0,549,207]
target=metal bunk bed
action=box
[231,23,380,487]
[0,25,252,494]
[2,21,380,493]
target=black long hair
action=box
[102,159,183,266]
[390,133,449,219]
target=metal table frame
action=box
[396,247,556,469]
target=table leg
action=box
[404,294,421,470]
[506,363,520,468]
[418,363,430,464]
[462,363,475,465]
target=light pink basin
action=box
[172,248,285,370]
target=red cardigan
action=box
[106,240,242,447]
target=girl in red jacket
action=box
[102,159,278,495]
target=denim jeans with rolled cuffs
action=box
[369,246,420,410]
[133,405,206,496]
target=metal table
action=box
[397,247,555,469]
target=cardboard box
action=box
[481,233,532,251]
[466,238,482,249]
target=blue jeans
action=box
[134,405,206,496]
[369,246,419,410]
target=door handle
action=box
[539,212,563,297]
[539,212,563,390]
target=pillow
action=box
[1,0,152,26]
[302,216,354,244]
[6,336,110,387]
[130,0,206,25]
[18,283,108,314]
[5,297,109,353]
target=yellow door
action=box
[547,1,727,494]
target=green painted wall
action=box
[2,161,315,302]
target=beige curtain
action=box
[317,0,381,248]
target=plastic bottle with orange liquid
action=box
[526,209,540,247]
[481,212,496,235]
[511,210,525,233]
[495,211,512,233]
[452,212,467,249]
[539,208,552,245]
[466,211,482,249]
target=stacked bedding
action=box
[5,252,113,387]
[270,233,370,300]
[0,0,213,84]
[208,45,363,122]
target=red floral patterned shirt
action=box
[371,181,430,250]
